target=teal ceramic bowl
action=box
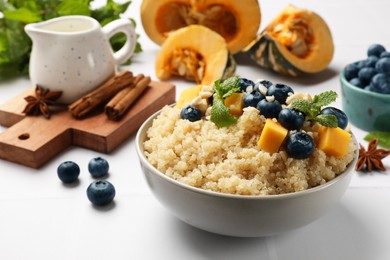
[340,70,390,131]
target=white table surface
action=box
[1,0,390,259]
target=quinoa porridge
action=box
[143,78,357,195]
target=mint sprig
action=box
[365,131,390,149]
[214,76,241,98]
[291,91,338,128]
[210,76,240,128]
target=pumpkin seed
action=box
[169,48,205,83]
[269,15,314,58]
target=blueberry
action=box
[364,56,378,68]
[180,105,202,122]
[286,132,315,160]
[266,83,294,104]
[243,91,264,107]
[349,77,363,88]
[278,108,305,130]
[320,107,349,129]
[88,157,109,178]
[367,44,386,57]
[344,63,359,80]
[87,180,116,206]
[380,51,390,58]
[238,77,255,92]
[354,60,366,70]
[257,80,273,88]
[364,85,374,92]
[358,67,377,85]
[371,73,390,94]
[57,161,80,183]
[256,99,282,119]
[375,57,390,75]
[254,80,272,93]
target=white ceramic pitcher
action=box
[25,15,137,104]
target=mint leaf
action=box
[315,114,338,128]
[213,76,240,98]
[290,99,311,115]
[365,131,390,149]
[210,76,241,128]
[313,91,337,107]
[291,91,339,127]
[210,96,237,128]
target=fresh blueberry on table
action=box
[180,105,202,122]
[87,180,116,206]
[243,91,264,107]
[256,99,282,119]
[88,157,109,178]
[367,43,386,57]
[320,107,349,129]
[286,132,315,159]
[239,77,255,92]
[278,108,305,130]
[266,83,294,104]
[57,161,80,183]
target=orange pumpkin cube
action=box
[224,93,244,116]
[317,126,351,158]
[176,85,202,109]
[258,119,288,153]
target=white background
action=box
[0,0,390,259]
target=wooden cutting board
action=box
[0,81,175,168]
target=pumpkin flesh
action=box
[155,3,237,43]
[155,25,236,85]
[141,0,261,54]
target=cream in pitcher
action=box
[25,15,137,104]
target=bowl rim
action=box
[136,106,359,201]
[340,69,390,99]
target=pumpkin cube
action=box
[258,119,288,153]
[224,93,244,116]
[176,85,202,109]
[317,126,351,158]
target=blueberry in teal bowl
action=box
[136,76,359,237]
[340,44,390,131]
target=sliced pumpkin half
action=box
[155,25,236,85]
[245,5,334,76]
[141,0,261,54]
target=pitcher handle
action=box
[102,19,136,66]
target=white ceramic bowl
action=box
[136,109,359,237]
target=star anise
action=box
[22,85,63,119]
[355,139,390,172]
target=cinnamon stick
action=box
[69,70,134,118]
[105,75,151,120]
